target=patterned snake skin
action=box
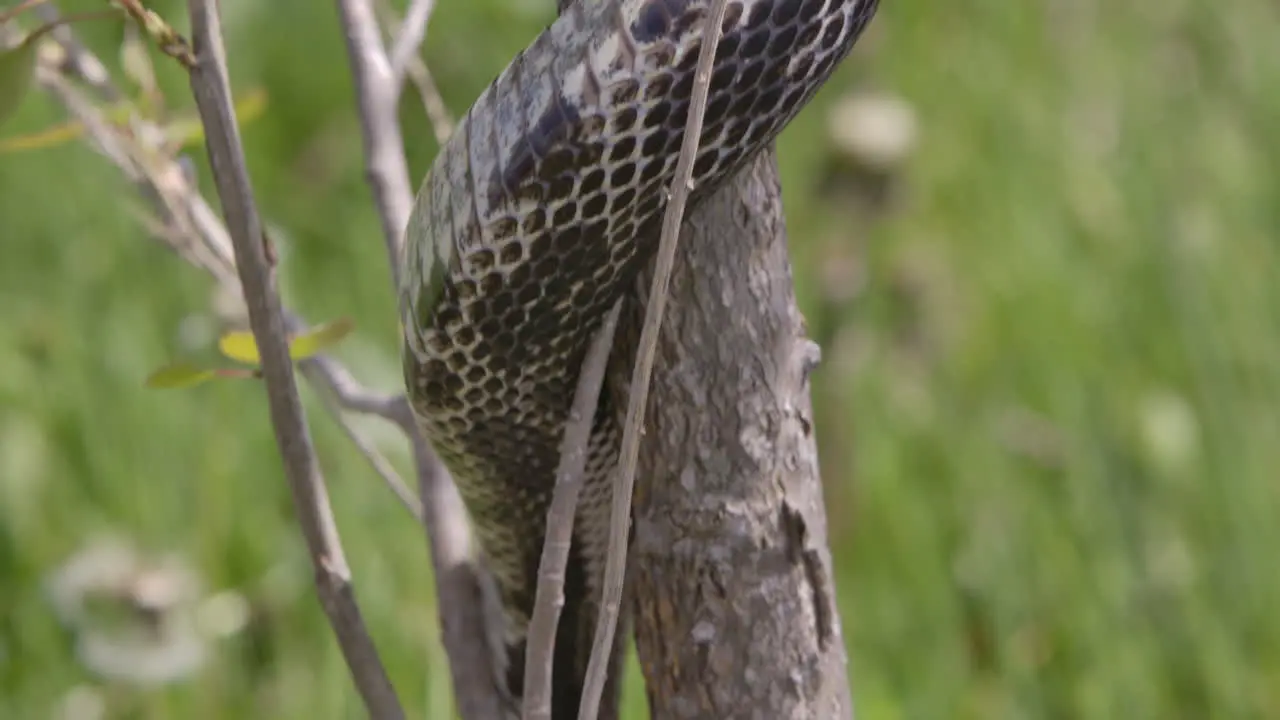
[399,0,879,715]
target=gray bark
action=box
[412,440,509,720]
[622,150,854,719]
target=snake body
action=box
[400,0,879,715]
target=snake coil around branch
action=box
[399,0,880,716]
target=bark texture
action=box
[622,149,854,719]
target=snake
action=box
[399,0,879,716]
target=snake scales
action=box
[399,0,879,715]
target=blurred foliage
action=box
[2,0,1278,717]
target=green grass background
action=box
[3,0,1279,717]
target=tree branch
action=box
[32,17,414,493]
[333,0,414,286]
[331,2,505,716]
[387,0,435,87]
[524,301,623,720]
[374,0,452,144]
[630,151,855,719]
[314,387,424,523]
[31,3,500,716]
[411,436,509,720]
[33,1,121,100]
[578,0,733,716]
[183,1,404,716]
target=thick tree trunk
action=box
[624,149,854,718]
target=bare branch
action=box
[33,69,140,182]
[183,2,404,716]
[402,56,452,144]
[300,355,409,426]
[410,438,510,720]
[633,151,857,718]
[0,0,50,26]
[33,6,501,715]
[332,3,508,716]
[388,0,435,87]
[373,0,452,144]
[333,0,414,286]
[37,50,408,428]
[33,2,122,100]
[315,389,424,523]
[524,301,623,720]
[578,0,733,717]
[116,0,195,67]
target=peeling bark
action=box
[622,150,854,719]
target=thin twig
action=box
[402,57,452,144]
[374,0,452,144]
[524,301,623,720]
[34,68,141,184]
[315,388,424,523]
[33,8,419,548]
[37,8,500,716]
[332,3,506,717]
[37,52,409,429]
[0,0,48,25]
[387,0,435,86]
[33,2,121,100]
[410,433,509,720]
[116,0,195,67]
[333,0,413,286]
[184,1,404,717]
[300,355,409,426]
[32,13,406,427]
[577,0,733,717]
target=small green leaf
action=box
[0,35,37,128]
[217,330,261,365]
[217,317,356,365]
[288,316,355,360]
[145,362,217,389]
